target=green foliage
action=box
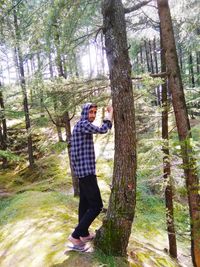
[32,116,49,127]
[0,149,21,161]
[49,141,68,154]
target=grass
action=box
[0,149,190,267]
[0,117,197,267]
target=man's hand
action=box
[105,106,113,121]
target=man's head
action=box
[81,103,97,122]
[88,104,97,122]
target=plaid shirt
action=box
[70,103,112,178]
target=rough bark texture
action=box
[160,31,177,258]
[95,0,137,256]
[157,1,200,266]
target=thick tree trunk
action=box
[13,8,34,168]
[157,1,200,266]
[160,30,177,258]
[95,0,137,256]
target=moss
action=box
[95,217,129,257]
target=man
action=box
[69,103,113,251]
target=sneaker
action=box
[80,233,96,243]
[68,244,88,252]
[68,235,84,246]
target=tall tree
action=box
[157,1,200,266]
[13,4,34,167]
[0,82,8,168]
[95,0,151,256]
[160,28,177,258]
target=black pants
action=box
[72,174,103,239]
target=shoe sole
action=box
[67,244,89,252]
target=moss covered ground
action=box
[0,119,198,267]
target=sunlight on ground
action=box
[0,191,76,267]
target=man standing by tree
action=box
[68,103,113,251]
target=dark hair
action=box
[90,104,97,109]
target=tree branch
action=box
[2,0,23,20]
[132,71,168,80]
[124,0,152,14]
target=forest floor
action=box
[0,116,199,267]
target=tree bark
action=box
[196,51,200,85]
[36,48,45,117]
[140,44,144,72]
[95,0,137,256]
[144,40,151,72]
[153,38,161,105]
[157,1,200,266]
[160,29,177,258]
[63,112,79,197]
[13,7,34,168]
[189,53,195,88]
[0,85,8,168]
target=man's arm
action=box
[81,106,113,134]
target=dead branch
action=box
[124,0,152,14]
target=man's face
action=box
[88,107,97,122]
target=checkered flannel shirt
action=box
[70,103,112,178]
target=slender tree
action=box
[0,82,8,168]
[13,5,34,167]
[160,29,177,258]
[157,1,200,266]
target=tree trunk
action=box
[196,51,200,85]
[144,40,151,72]
[189,53,195,88]
[36,49,45,117]
[149,40,154,73]
[63,112,79,197]
[101,32,105,75]
[153,38,161,105]
[178,45,183,72]
[48,51,54,78]
[13,8,34,168]
[54,32,79,196]
[140,44,144,72]
[157,1,200,266]
[95,0,137,256]
[0,86,8,168]
[160,29,177,258]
